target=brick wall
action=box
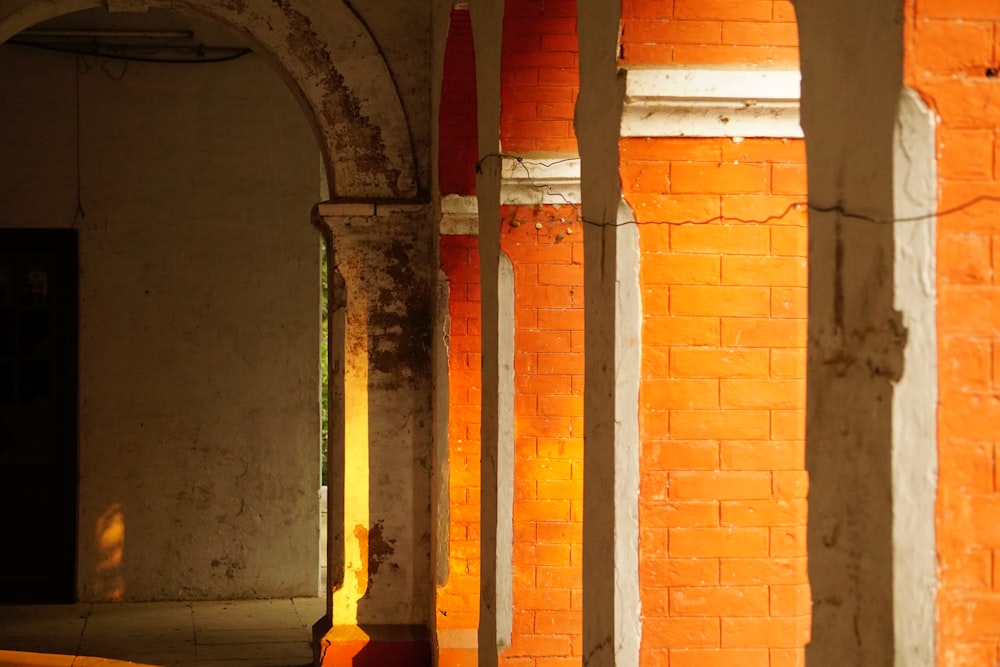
[905,2,1000,664]
[440,9,478,196]
[622,136,810,667]
[620,0,799,67]
[501,205,584,667]
[500,0,579,153]
[438,234,482,667]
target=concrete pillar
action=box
[312,203,435,667]
[796,1,937,664]
[470,2,511,666]
[576,1,642,665]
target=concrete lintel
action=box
[500,155,581,205]
[622,68,803,138]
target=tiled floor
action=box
[0,598,326,667]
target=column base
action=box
[313,623,431,667]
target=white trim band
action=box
[622,68,803,139]
[440,195,479,235]
[500,156,581,205]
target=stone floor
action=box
[0,598,326,667]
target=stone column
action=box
[576,1,643,666]
[312,203,435,667]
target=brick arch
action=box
[0,0,418,199]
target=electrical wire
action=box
[476,152,996,230]
[7,38,252,64]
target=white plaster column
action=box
[795,1,937,665]
[576,1,642,666]
[470,1,513,665]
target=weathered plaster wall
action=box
[0,0,428,200]
[0,27,322,600]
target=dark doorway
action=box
[0,229,77,603]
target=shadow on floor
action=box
[0,598,325,667]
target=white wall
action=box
[0,21,323,600]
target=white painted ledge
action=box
[500,156,581,205]
[622,68,803,139]
[440,194,479,235]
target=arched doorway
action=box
[0,5,327,603]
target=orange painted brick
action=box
[771,286,807,318]
[771,525,807,557]
[671,348,770,379]
[771,226,808,256]
[670,585,770,617]
[641,470,671,503]
[643,346,671,378]
[642,378,720,410]
[671,285,771,317]
[536,352,584,375]
[537,308,584,331]
[536,521,582,544]
[721,616,809,648]
[515,500,569,521]
[721,196,806,226]
[673,0,772,21]
[648,501,721,528]
[669,527,770,557]
[771,349,805,379]
[671,162,769,194]
[626,19,722,44]
[939,128,995,181]
[622,137,725,161]
[643,315,721,346]
[939,392,1000,441]
[536,479,584,501]
[671,409,771,440]
[622,0,676,19]
[644,439,721,470]
[537,394,583,417]
[669,648,770,667]
[670,225,771,257]
[773,0,796,20]
[721,498,806,527]
[720,557,807,585]
[721,138,804,163]
[721,440,804,470]
[769,648,806,667]
[507,633,574,657]
[721,255,806,286]
[642,253,722,285]
[941,233,993,285]
[513,542,572,566]
[641,557,720,588]
[536,437,582,459]
[721,317,806,347]
[721,21,799,47]
[917,0,1000,19]
[536,565,581,588]
[631,195,722,230]
[519,458,573,480]
[669,471,773,500]
[770,584,811,617]
[773,471,809,499]
[533,611,581,635]
[771,164,807,195]
[720,379,805,409]
[771,409,805,440]
[641,617,721,649]
[672,45,798,67]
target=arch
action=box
[0,0,418,200]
